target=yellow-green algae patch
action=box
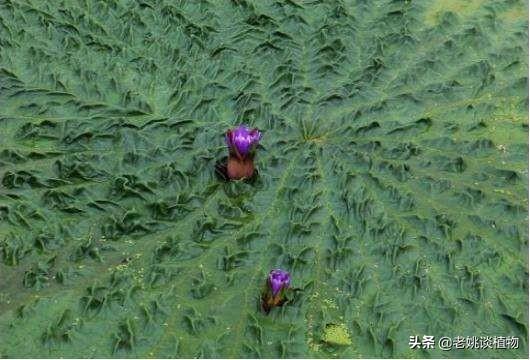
[424,0,486,26]
[322,323,352,346]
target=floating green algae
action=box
[322,323,352,346]
[0,0,528,358]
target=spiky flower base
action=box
[261,292,287,314]
[227,155,255,180]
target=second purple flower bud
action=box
[261,269,291,314]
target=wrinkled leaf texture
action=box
[0,0,528,358]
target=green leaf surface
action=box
[0,0,527,358]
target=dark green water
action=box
[0,0,528,358]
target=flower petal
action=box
[268,269,291,296]
[226,125,262,157]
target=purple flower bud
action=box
[225,125,261,158]
[268,269,291,296]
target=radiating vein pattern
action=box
[0,0,528,358]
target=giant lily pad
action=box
[0,0,527,358]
